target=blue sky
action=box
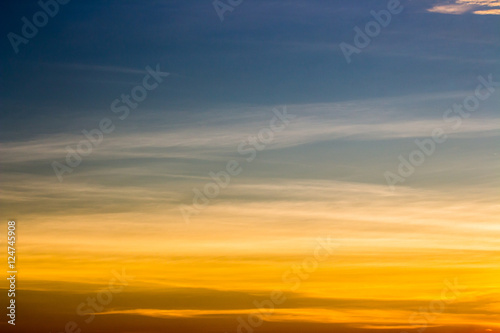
[1,0,498,140]
[1,0,499,203]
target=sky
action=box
[0,0,499,332]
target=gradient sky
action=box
[1,1,499,333]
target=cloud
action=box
[427,0,500,15]
[1,93,499,165]
[473,8,500,13]
[428,3,476,14]
[45,63,153,75]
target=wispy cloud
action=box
[43,63,155,75]
[428,0,500,15]
[1,94,499,165]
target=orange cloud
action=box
[427,0,500,14]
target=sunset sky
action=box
[1,0,499,332]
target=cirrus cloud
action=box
[427,0,500,15]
